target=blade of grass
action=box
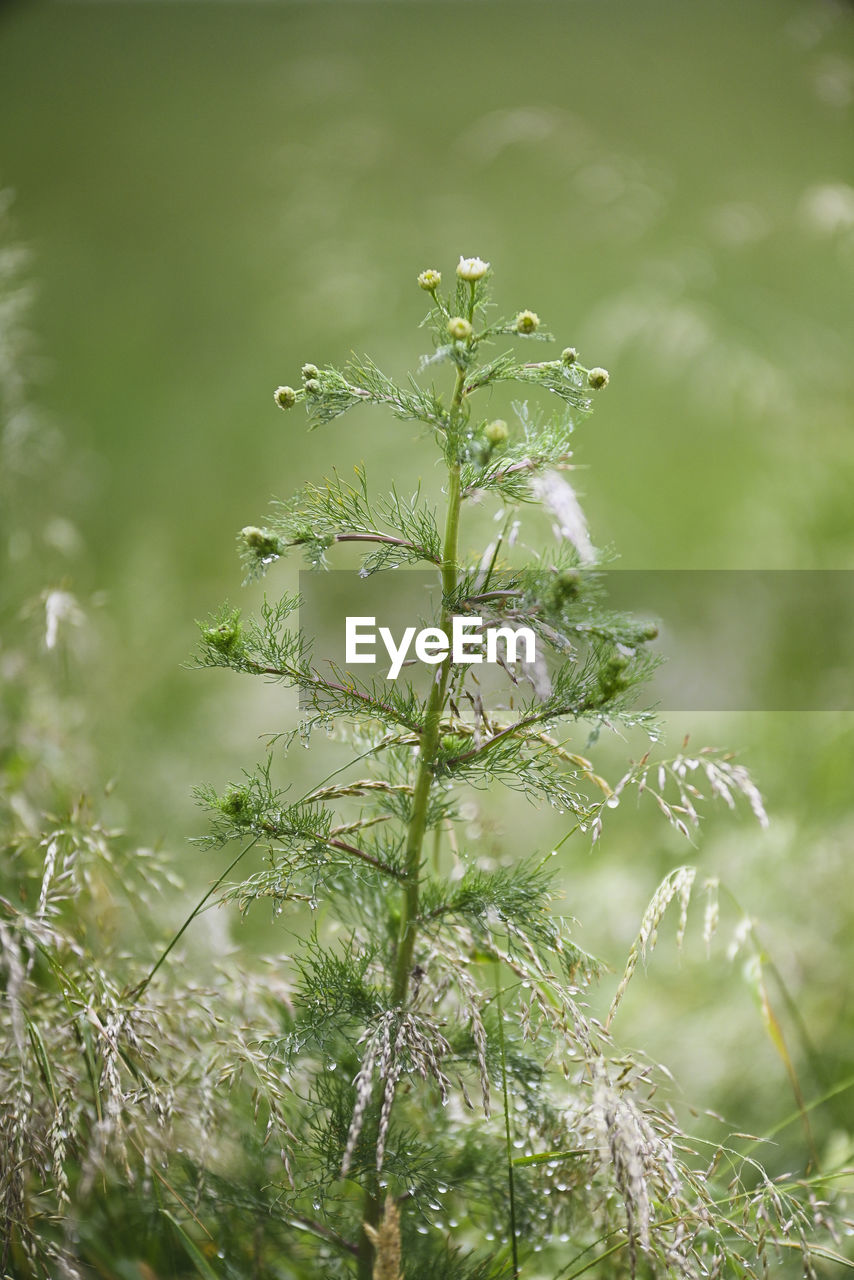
[749,1070,854,1154]
[129,835,261,999]
[161,1211,220,1279]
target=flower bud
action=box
[456,256,490,282]
[301,363,319,381]
[241,526,280,559]
[484,419,509,446]
[514,310,540,335]
[418,268,441,291]
[274,385,296,410]
[447,316,472,342]
[597,652,630,700]
[551,569,581,606]
[561,347,578,365]
[203,616,244,658]
[304,378,322,395]
[219,786,251,822]
[587,367,610,390]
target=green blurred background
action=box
[2,0,854,1179]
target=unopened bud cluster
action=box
[275,362,327,410]
[302,363,322,395]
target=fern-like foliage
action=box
[5,255,837,1280]
[172,257,845,1280]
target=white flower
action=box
[530,470,596,565]
[456,256,490,282]
[43,590,84,651]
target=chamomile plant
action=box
[188,256,835,1280]
[4,190,843,1278]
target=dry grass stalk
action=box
[364,1197,404,1280]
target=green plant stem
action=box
[495,963,520,1279]
[357,361,466,1280]
[391,380,462,1004]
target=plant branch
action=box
[246,661,423,733]
[327,836,405,881]
[332,531,442,564]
